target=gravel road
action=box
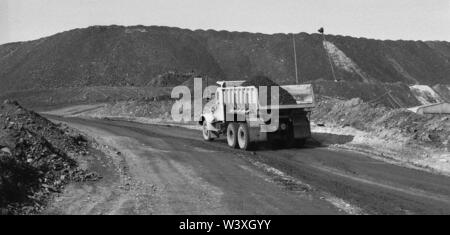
[45,116,450,214]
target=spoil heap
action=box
[0,100,93,214]
[242,76,296,105]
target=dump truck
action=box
[199,80,315,150]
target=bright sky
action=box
[1,0,449,45]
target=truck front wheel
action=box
[237,123,250,150]
[202,122,214,141]
[226,122,238,148]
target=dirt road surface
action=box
[45,116,450,215]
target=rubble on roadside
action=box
[0,100,98,214]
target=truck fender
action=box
[200,113,219,132]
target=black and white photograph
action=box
[0,0,449,221]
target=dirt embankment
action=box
[313,97,449,149]
[72,99,174,121]
[0,86,171,111]
[312,97,450,174]
[0,100,98,214]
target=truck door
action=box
[214,89,225,122]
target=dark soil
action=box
[242,75,297,105]
[0,100,97,214]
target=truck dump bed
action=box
[220,83,315,111]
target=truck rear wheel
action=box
[237,123,250,150]
[202,122,214,141]
[226,122,238,148]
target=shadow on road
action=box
[211,132,354,151]
[249,132,355,151]
[311,132,354,146]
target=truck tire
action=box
[237,123,250,150]
[226,122,238,148]
[202,122,214,141]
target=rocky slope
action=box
[0,100,96,214]
[0,25,449,95]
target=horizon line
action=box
[2,24,449,46]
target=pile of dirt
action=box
[242,76,297,105]
[312,97,450,149]
[1,25,450,95]
[0,100,95,214]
